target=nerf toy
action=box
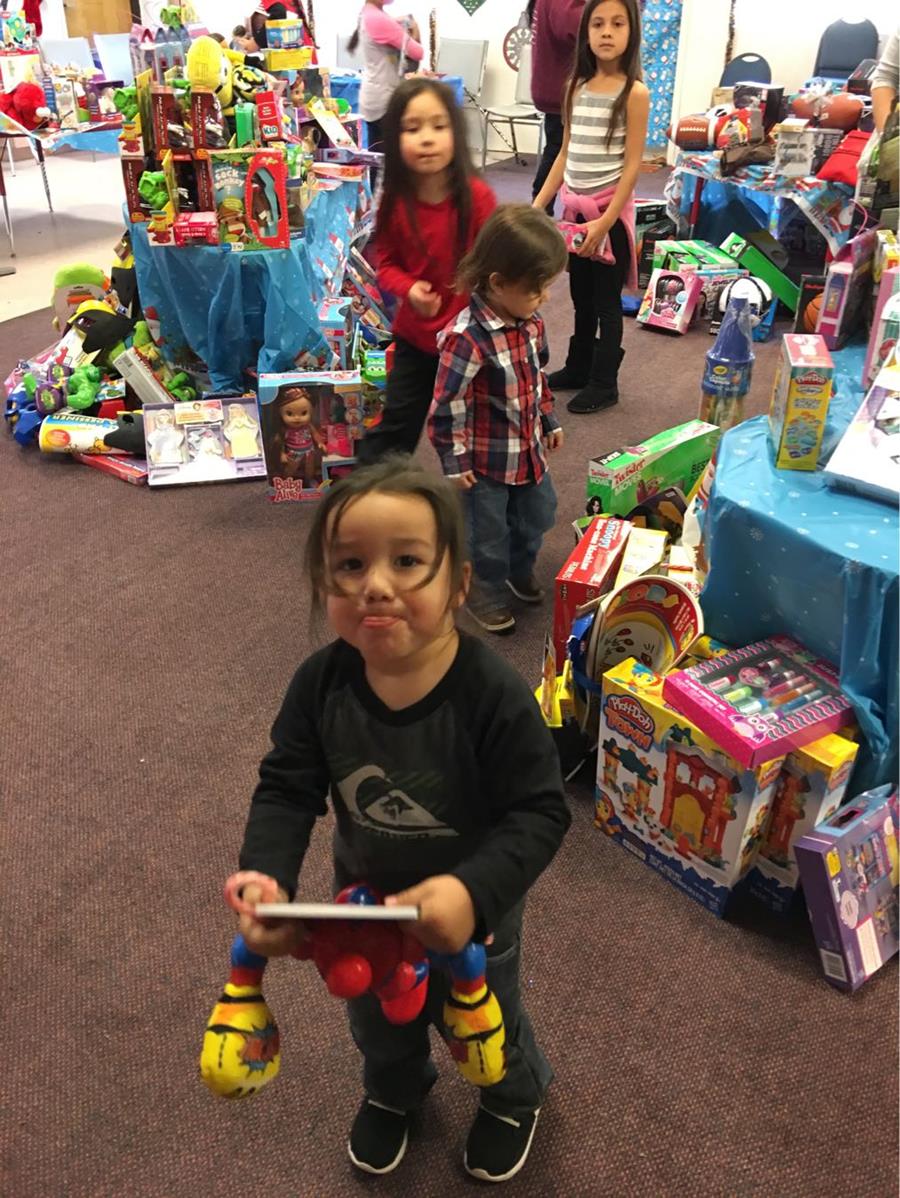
[200,876,506,1099]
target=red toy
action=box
[0,81,51,131]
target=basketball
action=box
[804,292,823,332]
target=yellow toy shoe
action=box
[436,943,506,1088]
[200,935,281,1099]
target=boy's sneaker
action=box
[467,604,516,635]
[348,1098,410,1175]
[464,1106,540,1183]
[506,575,544,604]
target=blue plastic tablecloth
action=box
[129,177,364,392]
[329,72,465,113]
[702,343,899,789]
[42,125,122,155]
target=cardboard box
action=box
[613,527,668,589]
[595,659,786,917]
[795,785,899,991]
[318,297,353,369]
[637,268,703,334]
[637,218,677,289]
[587,420,720,516]
[768,333,834,470]
[720,231,800,311]
[792,274,827,334]
[864,272,900,387]
[190,87,228,150]
[144,397,266,486]
[552,517,630,664]
[823,363,900,505]
[817,230,876,350]
[743,733,858,912]
[151,84,191,152]
[209,148,290,250]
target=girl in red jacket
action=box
[357,78,496,464]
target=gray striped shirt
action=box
[564,85,625,194]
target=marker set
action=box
[662,635,854,768]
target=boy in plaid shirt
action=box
[428,204,568,634]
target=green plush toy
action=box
[138,171,170,211]
[113,86,139,121]
[66,365,102,411]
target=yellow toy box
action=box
[595,658,785,916]
[742,732,858,913]
[767,333,834,470]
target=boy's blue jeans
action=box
[463,472,558,610]
[347,902,553,1118]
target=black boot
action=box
[567,345,625,414]
[547,337,592,390]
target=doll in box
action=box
[268,385,326,485]
[146,408,185,466]
[223,403,261,460]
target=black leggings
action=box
[356,337,439,464]
[567,218,630,358]
[531,113,564,216]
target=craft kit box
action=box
[595,658,786,917]
[743,732,859,913]
[553,516,630,664]
[795,785,899,992]
[258,370,364,502]
[587,420,720,516]
[767,333,834,470]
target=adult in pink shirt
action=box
[529,0,585,214]
[348,1,424,151]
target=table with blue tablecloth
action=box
[329,72,465,115]
[701,343,899,790]
[129,177,363,392]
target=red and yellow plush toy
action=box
[0,81,51,131]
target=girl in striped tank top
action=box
[533,0,648,414]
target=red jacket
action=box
[531,0,585,115]
[373,176,496,355]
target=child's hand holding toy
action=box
[385,873,477,955]
[225,870,308,957]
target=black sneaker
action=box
[467,604,516,635]
[506,576,543,604]
[348,1098,409,1175]
[464,1106,540,1183]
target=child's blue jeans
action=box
[463,472,558,610]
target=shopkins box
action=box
[209,148,290,251]
[552,516,630,664]
[595,658,786,917]
[587,420,720,517]
[795,785,899,991]
[767,333,834,470]
[662,635,854,769]
[258,370,364,502]
[743,732,859,913]
[823,363,900,506]
[636,267,703,335]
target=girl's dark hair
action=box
[457,203,567,295]
[565,0,643,149]
[306,456,468,605]
[377,78,475,259]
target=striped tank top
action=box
[563,85,625,194]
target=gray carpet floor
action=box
[2,159,896,1197]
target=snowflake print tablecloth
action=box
[700,343,899,792]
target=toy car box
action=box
[767,333,834,470]
[552,516,630,665]
[795,785,899,991]
[823,363,900,506]
[587,420,720,516]
[743,732,858,913]
[595,658,786,917]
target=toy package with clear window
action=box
[143,397,266,486]
[209,148,289,250]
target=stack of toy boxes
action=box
[595,658,786,916]
[742,733,858,912]
[648,238,748,323]
[795,785,899,991]
[586,420,720,517]
[768,333,834,470]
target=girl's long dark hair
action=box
[376,78,475,258]
[565,0,643,149]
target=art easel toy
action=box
[200,873,507,1100]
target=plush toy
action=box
[66,364,102,411]
[50,263,110,332]
[186,35,247,115]
[0,81,51,131]
[201,877,507,1100]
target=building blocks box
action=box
[795,785,899,991]
[743,733,858,912]
[768,334,834,470]
[595,659,786,917]
[552,517,630,665]
[586,420,720,517]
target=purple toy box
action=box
[795,785,899,992]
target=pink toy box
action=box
[742,731,858,913]
[556,220,615,264]
[662,635,854,769]
[863,267,900,387]
[795,785,898,992]
[816,227,876,351]
[637,268,703,335]
[552,516,630,665]
[595,658,785,917]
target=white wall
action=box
[42,0,68,39]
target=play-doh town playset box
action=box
[586,421,720,517]
[258,370,364,502]
[767,334,834,470]
[595,658,785,916]
[795,785,899,992]
[742,732,858,913]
